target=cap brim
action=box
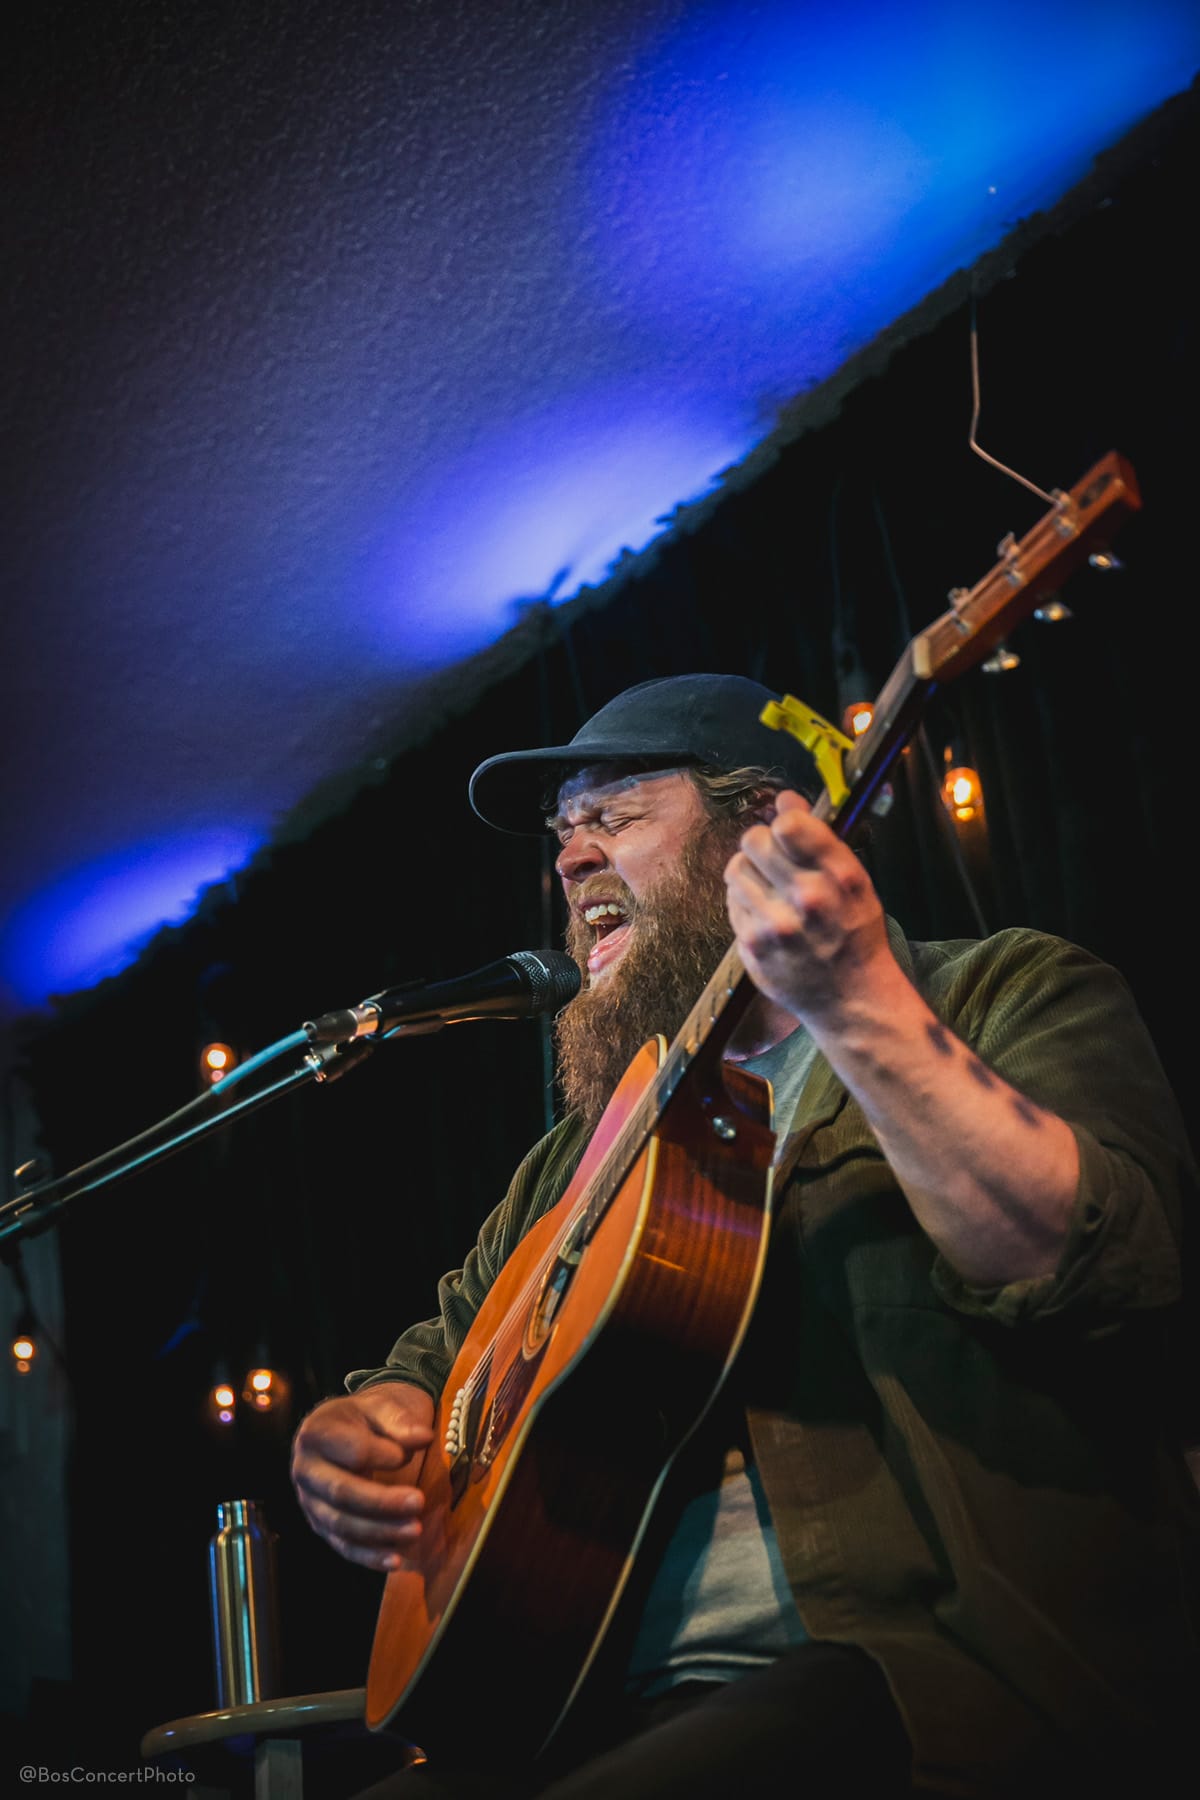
[469,742,701,836]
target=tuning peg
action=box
[1033,597,1073,623]
[1087,548,1124,572]
[981,642,1020,674]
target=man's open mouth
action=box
[580,900,632,975]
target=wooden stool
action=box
[141,1687,421,1799]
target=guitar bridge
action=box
[443,1352,494,1506]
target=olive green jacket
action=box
[348,927,1199,1793]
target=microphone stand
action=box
[0,1016,442,1251]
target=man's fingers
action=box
[293,1457,427,1522]
[300,1408,431,1474]
[300,1483,424,1552]
[365,1406,435,1448]
[352,1387,436,1447]
[322,1523,423,1574]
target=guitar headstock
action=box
[764,452,1142,837]
[910,451,1141,683]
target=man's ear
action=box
[743,788,779,826]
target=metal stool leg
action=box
[255,1735,302,1800]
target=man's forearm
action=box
[808,968,1079,1287]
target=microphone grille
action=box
[509,949,582,1012]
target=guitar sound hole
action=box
[526,1218,587,1350]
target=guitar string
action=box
[453,943,749,1418]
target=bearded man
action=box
[291,674,1198,1799]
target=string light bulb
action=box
[207,1363,237,1427]
[200,1043,237,1087]
[243,1364,289,1412]
[942,749,984,824]
[11,1315,37,1374]
[835,644,875,745]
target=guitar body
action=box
[365,1036,777,1758]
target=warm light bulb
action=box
[12,1334,35,1364]
[243,1365,287,1412]
[207,1372,238,1424]
[841,701,874,739]
[942,764,983,823]
[200,1043,236,1086]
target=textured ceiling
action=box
[3,0,1197,1026]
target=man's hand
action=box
[725,788,900,1028]
[291,1383,435,1573]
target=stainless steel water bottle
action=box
[208,1497,281,1706]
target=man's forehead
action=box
[554,763,692,817]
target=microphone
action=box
[303,949,581,1046]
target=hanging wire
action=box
[967,293,1056,505]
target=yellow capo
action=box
[759,695,854,810]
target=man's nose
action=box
[556,830,608,884]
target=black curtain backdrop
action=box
[14,86,1198,1765]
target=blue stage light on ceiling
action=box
[358,1,1198,684]
[0,828,262,1011]
[583,0,1200,391]
[370,391,747,665]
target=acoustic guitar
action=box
[365,452,1141,1758]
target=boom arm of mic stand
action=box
[0,1035,379,1251]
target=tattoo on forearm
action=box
[928,1020,1042,1126]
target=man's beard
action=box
[553,816,744,1136]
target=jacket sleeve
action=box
[345,1114,586,1401]
[922,930,1194,1328]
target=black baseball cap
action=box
[469,673,820,835]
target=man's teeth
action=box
[583,903,626,925]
